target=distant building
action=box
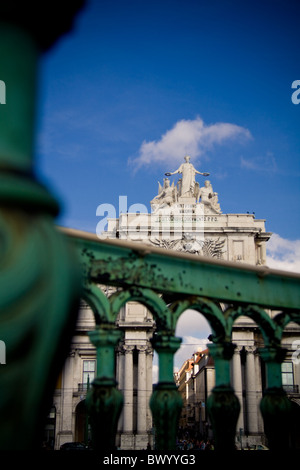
[176,325,300,448]
[47,156,300,449]
[175,350,215,439]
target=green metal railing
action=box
[0,2,300,452]
[64,229,300,452]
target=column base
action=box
[135,433,151,450]
[120,433,135,450]
[56,431,73,450]
[119,433,152,450]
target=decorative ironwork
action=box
[65,229,300,451]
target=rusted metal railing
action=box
[65,229,300,452]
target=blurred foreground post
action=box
[0,2,84,449]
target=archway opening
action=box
[280,317,300,449]
[174,309,213,448]
[115,301,155,450]
[231,313,266,449]
[75,400,90,444]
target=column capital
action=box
[258,345,287,364]
[245,345,257,355]
[123,345,135,354]
[233,345,243,354]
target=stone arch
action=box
[74,399,89,443]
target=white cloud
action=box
[130,116,251,169]
[175,309,211,337]
[240,151,278,173]
[266,233,300,273]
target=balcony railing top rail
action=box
[63,227,300,311]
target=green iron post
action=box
[150,334,183,451]
[259,346,293,450]
[206,342,240,451]
[85,326,124,452]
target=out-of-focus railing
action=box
[64,228,300,452]
[0,1,85,450]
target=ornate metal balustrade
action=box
[64,228,300,452]
[0,1,300,453]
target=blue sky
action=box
[36,0,300,273]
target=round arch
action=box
[109,287,172,330]
[169,296,227,342]
[224,304,277,346]
[74,399,89,443]
[273,311,300,342]
[82,283,112,324]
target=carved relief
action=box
[150,234,225,259]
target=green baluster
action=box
[85,326,124,452]
[259,346,292,450]
[206,342,240,451]
[0,4,84,449]
[150,334,182,451]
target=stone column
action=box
[116,346,125,434]
[57,352,75,448]
[146,346,154,432]
[232,347,244,433]
[245,346,259,436]
[137,345,147,434]
[123,345,134,433]
[254,351,264,433]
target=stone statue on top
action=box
[150,156,221,214]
